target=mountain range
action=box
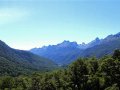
[30,32,120,65]
[0,32,120,76]
[0,40,57,76]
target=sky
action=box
[0,0,120,50]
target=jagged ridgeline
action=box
[0,40,57,76]
[30,32,120,65]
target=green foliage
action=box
[0,50,120,90]
[0,40,57,76]
[105,84,119,90]
[112,49,120,60]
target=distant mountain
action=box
[78,37,101,49]
[31,40,82,65]
[86,37,101,48]
[30,32,120,65]
[57,40,79,48]
[0,40,57,76]
[30,38,103,65]
[80,32,120,57]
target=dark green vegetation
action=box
[30,32,120,65]
[0,40,57,76]
[0,50,120,90]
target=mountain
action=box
[80,32,120,57]
[86,37,101,48]
[31,40,82,65]
[30,32,120,65]
[0,40,57,76]
[57,40,79,48]
[30,38,103,65]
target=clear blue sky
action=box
[0,0,120,50]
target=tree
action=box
[99,57,120,89]
[69,58,88,90]
[105,84,119,90]
[0,76,14,90]
[112,49,120,60]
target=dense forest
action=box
[0,49,120,90]
[0,40,57,76]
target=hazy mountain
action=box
[31,40,82,65]
[86,37,101,48]
[30,32,120,65]
[80,32,120,57]
[0,40,57,76]
[57,40,79,48]
[30,38,102,65]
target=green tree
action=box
[0,76,14,90]
[112,49,120,60]
[69,58,88,90]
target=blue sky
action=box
[0,0,120,50]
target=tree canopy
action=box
[0,50,120,90]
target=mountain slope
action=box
[0,40,57,76]
[81,39,120,57]
[80,33,120,57]
[31,41,83,65]
[30,32,120,65]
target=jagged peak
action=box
[82,42,86,45]
[57,40,78,48]
[62,40,70,43]
[114,32,120,37]
[104,32,120,41]
[95,37,100,41]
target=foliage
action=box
[0,50,120,90]
[0,40,57,76]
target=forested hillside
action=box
[0,40,57,76]
[0,50,120,90]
